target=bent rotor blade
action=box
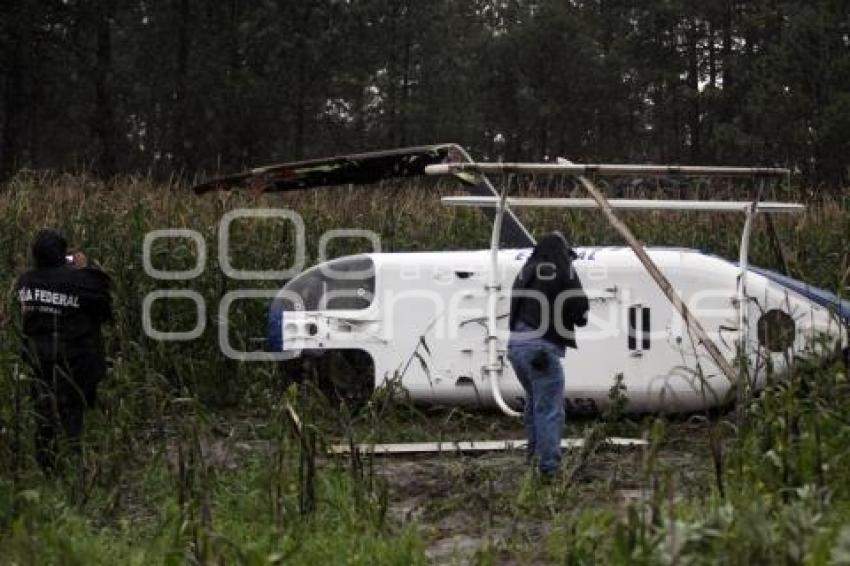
[193,145,451,194]
[192,144,535,249]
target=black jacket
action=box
[508,233,589,352]
[15,230,112,362]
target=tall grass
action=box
[0,172,848,563]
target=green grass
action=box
[0,172,848,563]
[1,458,425,565]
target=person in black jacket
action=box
[507,232,589,477]
[15,229,112,472]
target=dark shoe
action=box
[538,469,558,484]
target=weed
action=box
[0,173,848,563]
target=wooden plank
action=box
[329,437,649,455]
[570,173,739,384]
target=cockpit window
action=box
[282,255,375,311]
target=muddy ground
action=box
[161,411,716,564]
[356,417,713,563]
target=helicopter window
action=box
[282,255,375,311]
[756,309,795,352]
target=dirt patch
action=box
[372,430,713,564]
[376,453,521,563]
[151,413,715,564]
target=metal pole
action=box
[487,176,521,418]
[738,204,756,379]
[427,162,790,178]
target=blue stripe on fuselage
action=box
[650,247,850,324]
[267,297,285,351]
[746,265,850,324]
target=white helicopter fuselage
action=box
[274,247,848,413]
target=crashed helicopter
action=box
[194,144,850,416]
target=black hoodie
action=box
[15,229,112,360]
[508,232,589,353]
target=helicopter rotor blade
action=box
[192,144,536,249]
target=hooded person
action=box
[15,229,112,472]
[507,231,589,478]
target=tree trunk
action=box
[721,0,734,123]
[688,18,701,162]
[1,45,24,176]
[173,0,191,170]
[400,5,412,147]
[708,22,717,89]
[93,0,117,177]
[385,3,400,147]
[1,6,27,177]
[294,61,306,160]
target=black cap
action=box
[32,228,68,268]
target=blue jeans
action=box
[507,342,565,475]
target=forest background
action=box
[2,0,849,186]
